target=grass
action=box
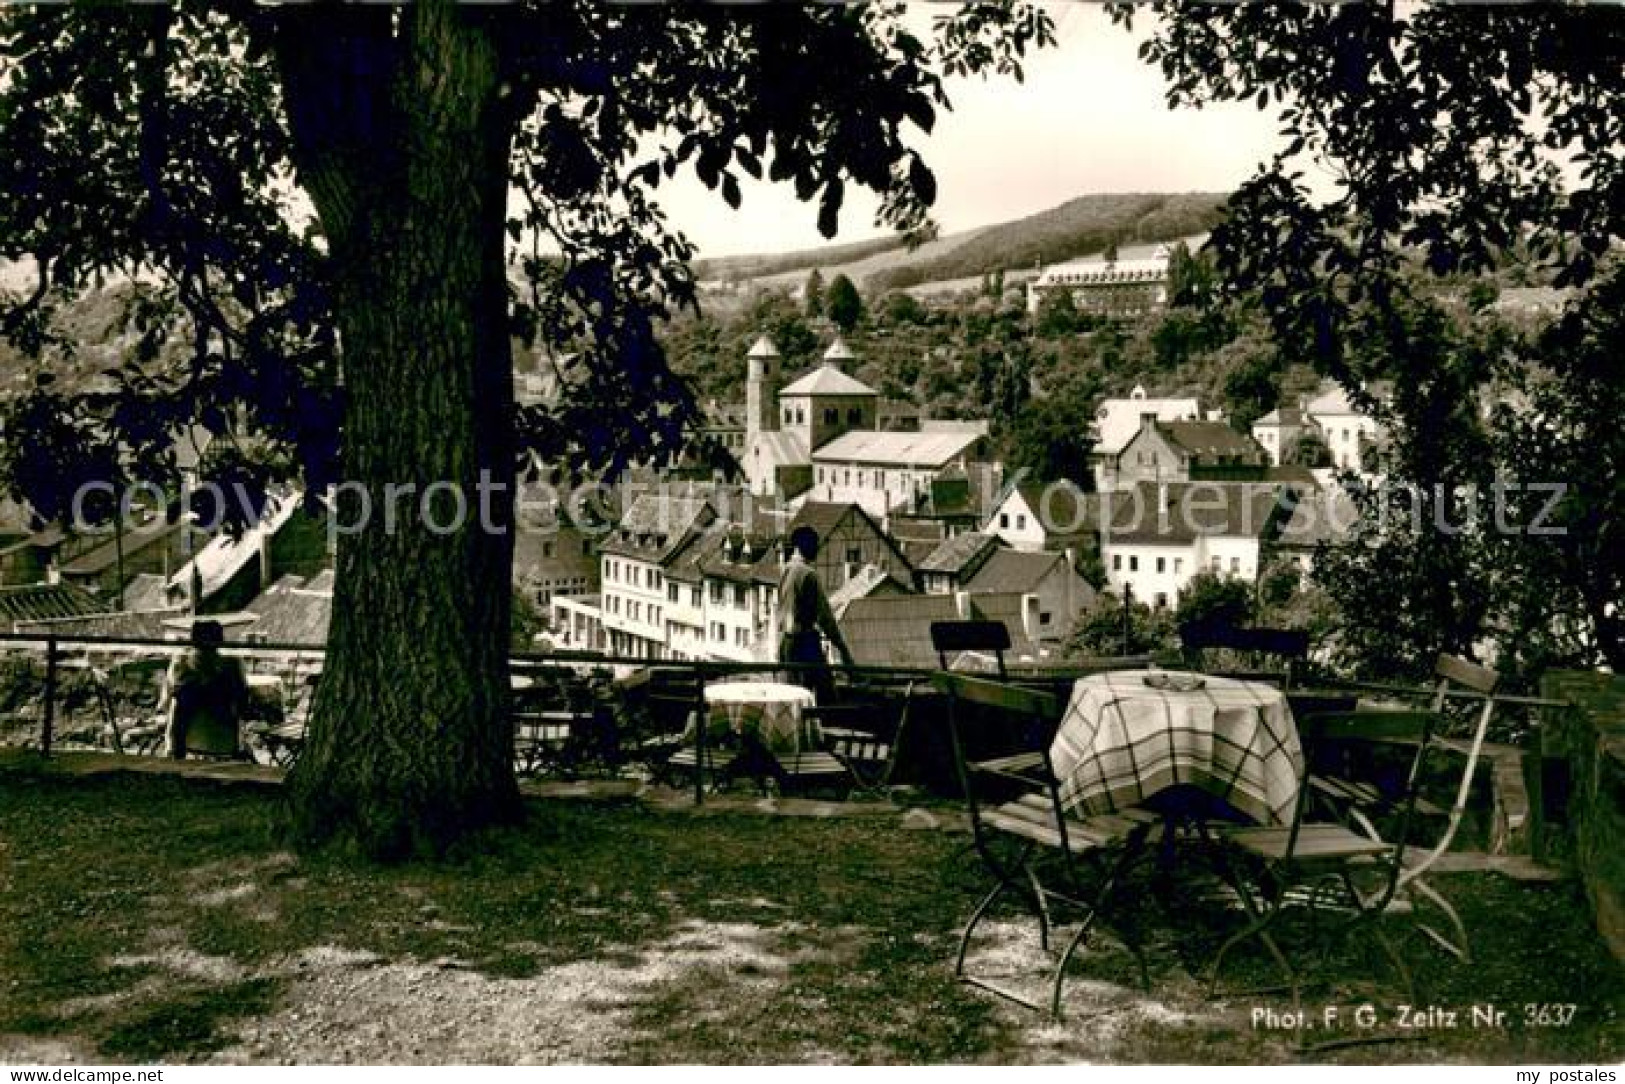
[0,764,1621,1065]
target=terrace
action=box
[1,632,1621,1064]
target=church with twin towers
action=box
[727,333,996,521]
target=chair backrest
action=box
[930,671,1059,723]
[1400,653,1500,883]
[930,620,1010,679]
[1180,621,1309,685]
[1433,653,1498,700]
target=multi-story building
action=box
[598,494,715,659]
[1101,416,1268,489]
[1099,481,1291,609]
[513,504,599,609]
[1025,246,1171,317]
[1088,385,1202,491]
[1303,384,1388,471]
[984,480,1100,553]
[810,428,993,520]
[1250,405,1309,468]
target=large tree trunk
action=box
[276,2,522,857]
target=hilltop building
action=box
[1026,246,1170,317]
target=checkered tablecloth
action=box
[699,681,820,756]
[1050,670,1305,826]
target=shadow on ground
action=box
[0,768,1619,1064]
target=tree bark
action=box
[276,1,522,857]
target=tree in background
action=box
[1166,240,1215,308]
[825,273,864,333]
[1066,595,1175,659]
[1130,5,1625,681]
[803,269,826,320]
[0,1,1057,856]
[997,375,1099,488]
[1173,571,1255,633]
[1482,263,1625,674]
[877,291,925,327]
[1034,288,1084,338]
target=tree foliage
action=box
[1126,3,1625,681]
[803,269,825,320]
[0,0,1058,855]
[825,273,864,333]
[1173,571,1255,632]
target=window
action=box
[1174,558,1183,575]
[711,622,726,643]
[1156,557,1165,573]
[1112,554,1122,571]
[709,582,724,604]
[1016,514,1027,530]
[581,540,590,556]
[691,587,701,607]
[542,541,554,559]
[1231,557,1241,574]
[736,628,748,647]
[843,469,851,485]
[733,584,747,608]
[668,583,679,603]
[847,408,861,424]
[1212,556,1222,572]
[824,408,838,425]
[1000,513,1010,529]
[1039,611,1052,626]
[1129,556,1139,572]
[784,408,793,426]
[846,546,861,565]
[1155,593,1168,609]
[796,408,805,424]
[817,467,825,483]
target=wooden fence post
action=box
[693,666,707,807]
[41,636,57,758]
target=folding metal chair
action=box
[934,670,1157,1018]
[1304,653,1500,961]
[1210,706,1440,1013]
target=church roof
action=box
[778,363,878,398]
[813,428,982,467]
[823,336,856,363]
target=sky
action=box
[659,4,1289,259]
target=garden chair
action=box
[931,619,1011,678]
[1208,704,1445,1014]
[1179,621,1310,688]
[933,670,1158,1019]
[1302,653,1499,961]
[822,681,918,798]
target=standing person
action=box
[777,525,855,702]
[164,619,250,760]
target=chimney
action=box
[954,590,972,620]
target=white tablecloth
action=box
[700,681,819,755]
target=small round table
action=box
[1050,669,1305,826]
[701,681,819,756]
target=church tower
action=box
[745,333,779,447]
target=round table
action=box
[700,681,819,756]
[1049,669,1305,826]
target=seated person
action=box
[164,620,250,760]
